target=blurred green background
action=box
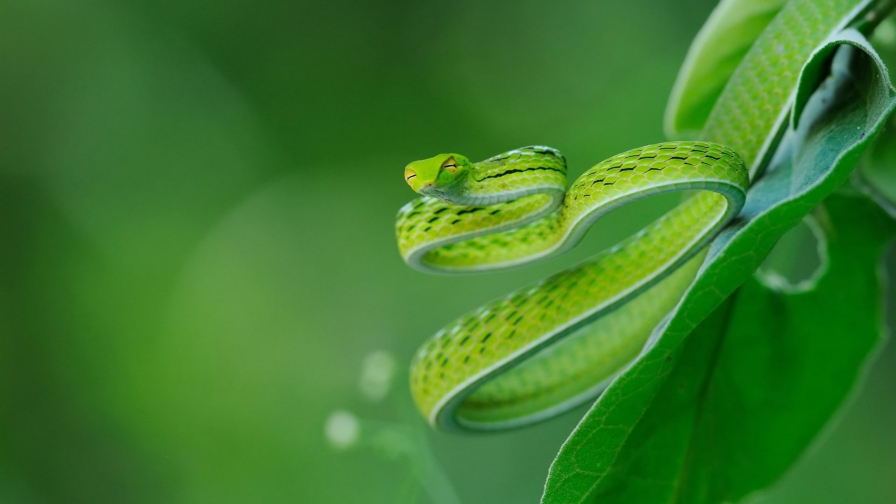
[0,0,893,502]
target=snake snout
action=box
[405,167,436,194]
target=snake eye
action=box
[442,156,458,174]
[405,168,417,185]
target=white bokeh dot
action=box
[359,351,396,402]
[325,410,360,449]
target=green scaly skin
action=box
[398,0,879,432]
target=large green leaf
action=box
[542,31,896,504]
[664,0,787,138]
[557,192,895,503]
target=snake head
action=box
[404,154,471,197]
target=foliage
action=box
[542,22,896,504]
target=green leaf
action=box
[856,18,896,211]
[560,192,895,503]
[543,31,896,504]
[664,0,787,139]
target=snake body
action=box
[398,0,877,432]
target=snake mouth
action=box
[416,183,438,196]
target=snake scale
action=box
[396,0,881,432]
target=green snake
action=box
[396,0,882,432]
